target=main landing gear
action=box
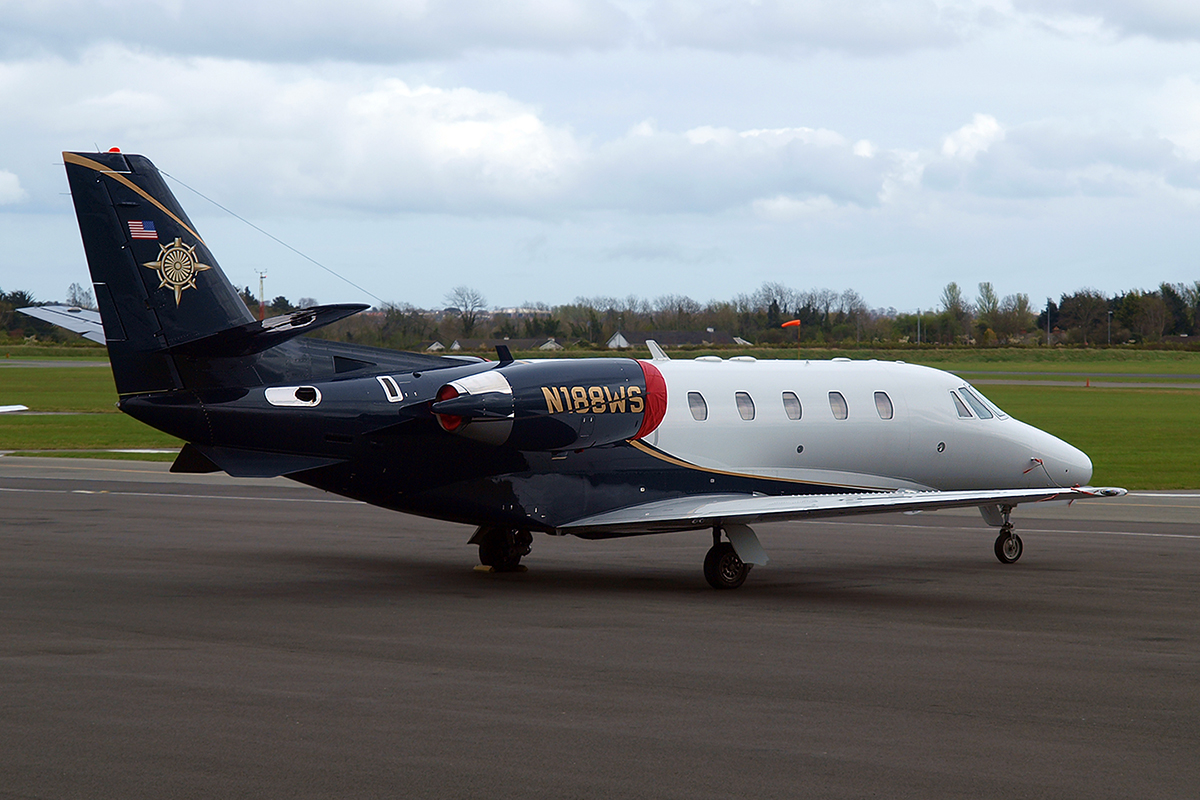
[704,541,750,590]
[470,526,532,572]
[703,525,768,589]
[993,506,1023,564]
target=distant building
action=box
[606,330,738,348]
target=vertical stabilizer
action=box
[63,151,255,394]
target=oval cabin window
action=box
[735,392,755,420]
[782,392,802,420]
[828,391,848,420]
[688,391,708,421]
[874,391,893,420]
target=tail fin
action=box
[64,150,255,394]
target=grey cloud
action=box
[646,0,973,56]
[1015,1,1200,43]
[923,123,1200,198]
[579,129,897,213]
[0,0,633,62]
[599,239,725,264]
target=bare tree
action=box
[445,286,488,338]
[67,282,95,309]
[939,282,973,341]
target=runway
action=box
[2,457,1197,799]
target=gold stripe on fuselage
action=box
[626,439,884,492]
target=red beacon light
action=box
[108,147,121,153]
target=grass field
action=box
[2,356,1197,489]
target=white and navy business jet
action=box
[45,149,1124,589]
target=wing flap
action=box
[559,486,1127,537]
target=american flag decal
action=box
[128,220,157,240]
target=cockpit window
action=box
[782,392,802,420]
[688,391,708,421]
[828,391,848,420]
[967,385,1009,419]
[951,391,973,418]
[735,391,755,420]
[957,387,993,419]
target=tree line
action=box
[4,279,1198,350]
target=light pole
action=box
[1107,310,1113,346]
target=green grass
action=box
[0,413,182,451]
[0,367,119,411]
[0,343,108,359]
[5,449,179,461]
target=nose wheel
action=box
[994,523,1023,564]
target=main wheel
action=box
[478,528,531,572]
[994,531,1023,564]
[703,542,750,589]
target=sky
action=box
[2,0,1199,314]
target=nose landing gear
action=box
[993,506,1023,564]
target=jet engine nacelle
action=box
[432,358,666,451]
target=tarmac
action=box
[1,456,1198,799]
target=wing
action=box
[558,486,1127,537]
[18,305,106,344]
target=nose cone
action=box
[1043,435,1093,487]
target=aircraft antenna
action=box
[160,170,387,306]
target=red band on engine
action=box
[634,361,667,440]
[434,384,463,432]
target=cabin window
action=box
[874,391,894,420]
[688,391,708,421]
[735,392,756,420]
[828,391,848,420]
[958,386,993,419]
[782,392,802,420]
[951,391,973,418]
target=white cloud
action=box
[0,169,25,204]
[941,113,1005,160]
[0,46,915,217]
[1153,76,1200,160]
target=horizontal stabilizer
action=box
[168,304,368,358]
[171,443,345,478]
[559,486,1128,537]
[18,305,106,344]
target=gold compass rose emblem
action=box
[143,238,212,306]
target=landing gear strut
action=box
[703,528,751,589]
[472,526,532,572]
[993,506,1023,564]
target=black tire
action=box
[994,532,1023,564]
[703,542,750,589]
[478,528,525,572]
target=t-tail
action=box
[63,150,365,395]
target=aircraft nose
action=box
[1041,437,1093,487]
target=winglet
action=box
[645,339,670,361]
